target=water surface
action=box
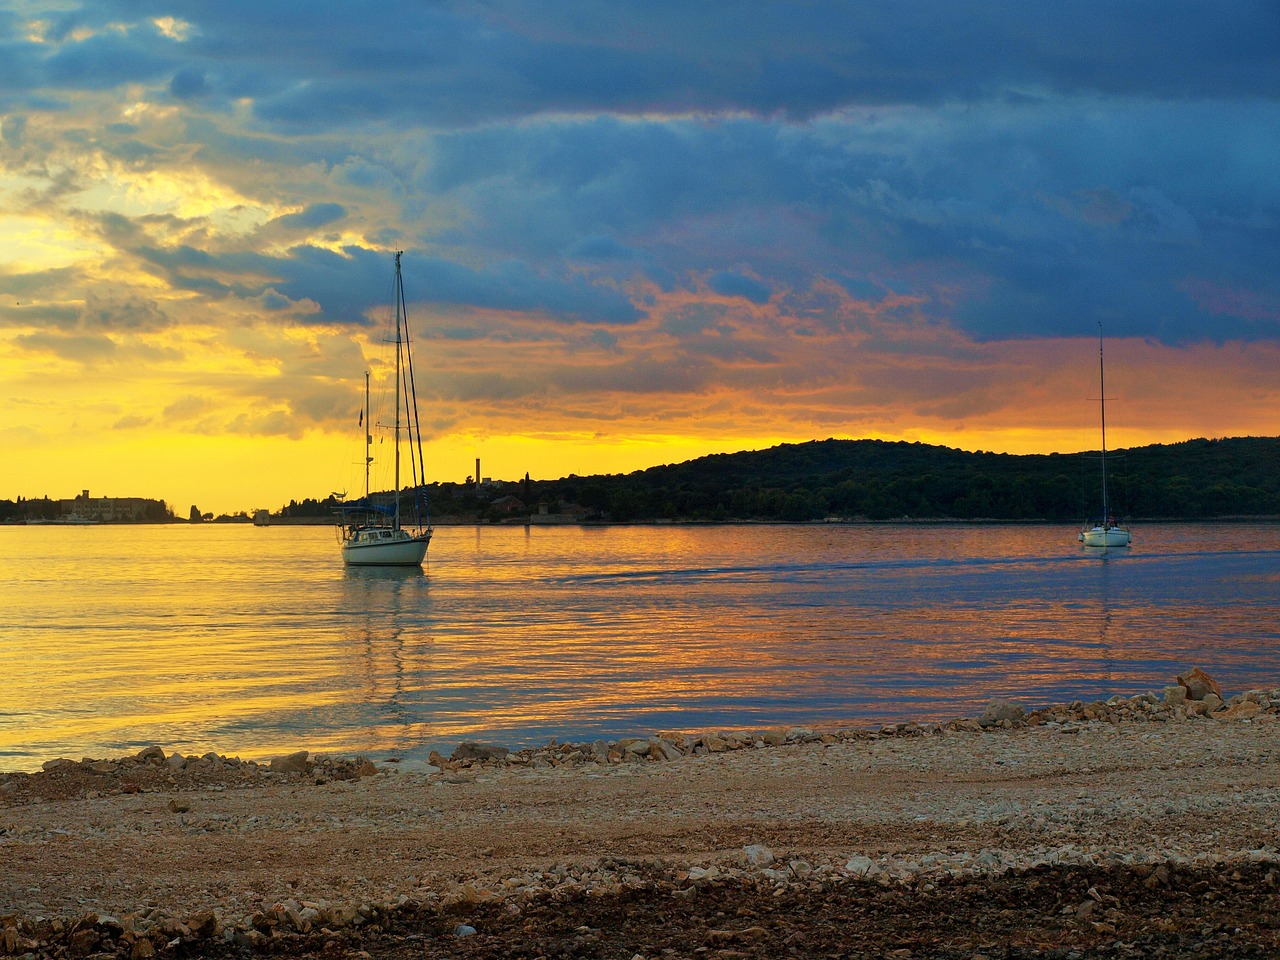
[1,522,1276,771]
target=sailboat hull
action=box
[1080,526,1132,548]
[341,529,431,566]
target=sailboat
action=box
[1078,323,1132,548]
[337,252,433,566]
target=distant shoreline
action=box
[5,515,1280,527]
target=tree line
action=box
[16,436,1268,525]
[281,435,1279,523]
[525,437,1278,523]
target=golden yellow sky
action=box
[6,284,1276,516]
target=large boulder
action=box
[1218,699,1262,721]
[451,742,509,762]
[742,844,775,867]
[1177,667,1224,702]
[979,699,1026,728]
[134,745,167,764]
[268,751,310,774]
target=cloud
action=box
[43,27,178,90]
[25,1,1267,130]
[708,271,771,304]
[162,393,214,423]
[76,292,172,332]
[422,256,644,325]
[168,67,207,100]
[271,203,347,231]
[14,330,117,361]
[6,3,1274,348]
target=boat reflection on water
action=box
[1087,555,1118,683]
[343,564,427,584]
[1080,540,1134,559]
[341,563,432,750]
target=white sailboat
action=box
[338,252,433,566]
[1079,324,1132,548]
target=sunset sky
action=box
[2,2,1278,515]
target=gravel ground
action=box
[2,683,1278,958]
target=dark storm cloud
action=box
[8,1,1278,347]
[416,101,1279,342]
[123,242,642,327]
[35,1,1279,124]
[44,28,177,90]
[419,256,644,324]
[709,271,772,305]
[272,203,347,231]
[168,68,207,100]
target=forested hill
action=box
[533,436,1280,522]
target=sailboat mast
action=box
[1097,322,1109,522]
[363,370,371,500]
[393,251,403,529]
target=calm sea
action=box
[1,522,1277,772]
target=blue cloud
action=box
[44,31,176,90]
[418,255,644,326]
[273,203,347,231]
[5,0,1277,352]
[57,0,1279,127]
[168,67,207,100]
[563,235,637,261]
[708,271,771,305]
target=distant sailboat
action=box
[1079,324,1132,549]
[337,252,432,566]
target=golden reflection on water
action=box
[0,522,1277,771]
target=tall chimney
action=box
[476,458,481,492]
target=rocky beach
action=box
[2,669,1278,959]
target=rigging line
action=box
[398,289,417,488]
[399,262,428,501]
[398,335,424,525]
[394,253,429,529]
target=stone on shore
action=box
[743,844,775,867]
[1219,699,1263,721]
[844,856,876,876]
[1162,685,1187,707]
[452,742,510,762]
[979,699,1025,728]
[134,745,167,764]
[268,751,310,774]
[1177,667,1224,701]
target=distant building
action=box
[489,495,526,515]
[56,490,169,522]
[528,502,591,524]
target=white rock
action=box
[844,856,875,876]
[743,843,775,866]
